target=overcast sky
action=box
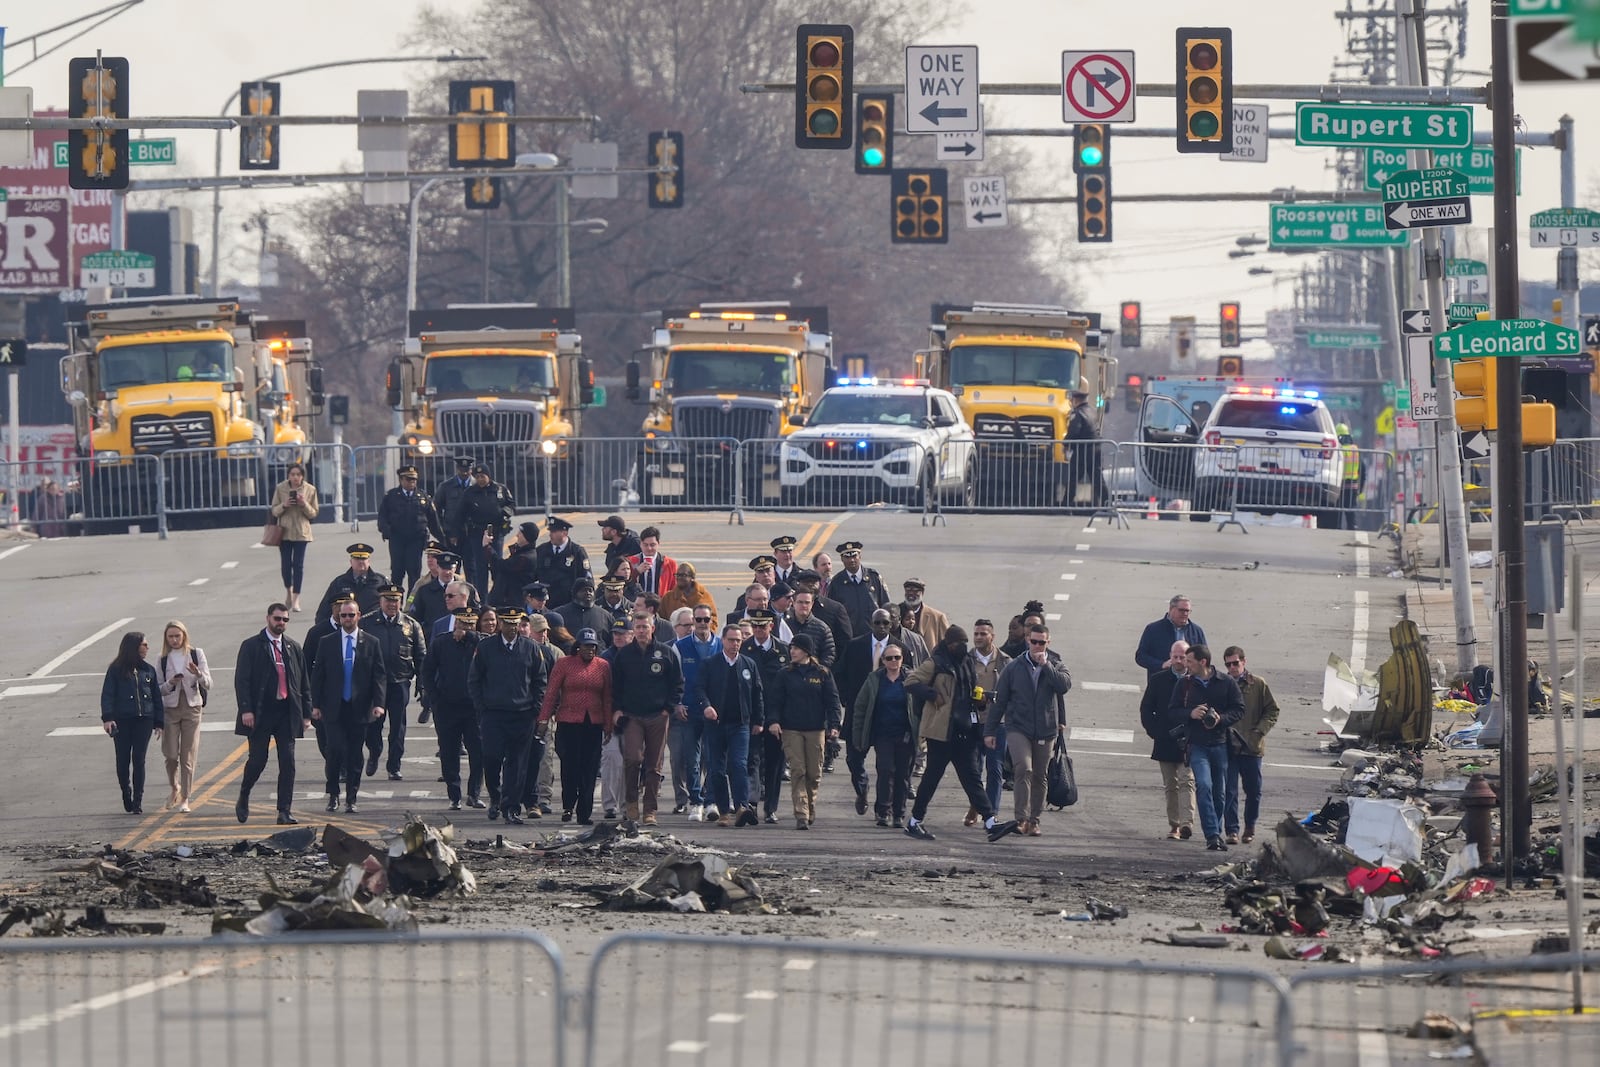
[2,0,1587,323]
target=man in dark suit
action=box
[233,602,313,825]
[468,608,549,825]
[433,456,476,554]
[828,541,891,636]
[534,516,592,608]
[696,624,765,827]
[311,594,388,813]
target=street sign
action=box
[1448,302,1490,324]
[52,137,176,167]
[1060,50,1135,123]
[1219,102,1269,163]
[1509,0,1572,15]
[1585,316,1600,349]
[1435,317,1582,359]
[1528,206,1600,247]
[905,45,980,133]
[1514,18,1600,81]
[0,339,26,367]
[1383,167,1472,229]
[962,175,1008,230]
[1365,147,1517,196]
[1461,430,1491,460]
[1305,327,1384,349]
[1447,258,1490,298]
[1400,307,1432,335]
[79,250,156,288]
[0,87,32,169]
[1406,334,1440,421]
[1270,203,1409,247]
[936,108,984,162]
[569,141,619,199]
[1295,102,1473,149]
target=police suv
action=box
[779,379,977,508]
[1192,386,1343,521]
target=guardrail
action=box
[0,453,165,536]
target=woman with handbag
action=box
[156,620,212,812]
[100,632,164,814]
[269,463,318,612]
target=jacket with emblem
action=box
[533,540,592,607]
[695,652,766,728]
[360,607,426,683]
[610,639,684,717]
[376,485,443,543]
[768,659,841,733]
[829,566,891,635]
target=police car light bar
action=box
[1226,385,1319,400]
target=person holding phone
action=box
[271,463,319,613]
[100,631,164,814]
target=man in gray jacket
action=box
[984,624,1072,836]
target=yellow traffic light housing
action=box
[1120,301,1141,347]
[1522,401,1557,447]
[1176,28,1232,153]
[1073,123,1108,174]
[68,56,130,190]
[1452,358,1497,432]
[464,176,503,211]
[891,169,948,244]
[240,80,282,171]
[1077,172,1111,242]
[855,95,894,174]
[449,80,515,166]
[1219,301,1241,347]
[647,131,684,208]
[1218,354,1244,376]
[796,24,853,150]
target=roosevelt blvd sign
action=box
[1270,203,1408,247]
[1434,317,1581,360]
[1528,206,1600,247]
[1295,102,1473,148]
[1382,167,1471,230]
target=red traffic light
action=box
[1221,302,1239,321]
[1122,303,1140,321]
[1128,373,1143,387]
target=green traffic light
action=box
[1189,112,1220,138]
[862,146,885,167]
[1079,145,1103,167]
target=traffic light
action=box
[464,176,503,211]
[1073,123,1108,174]
[1176,28,1232,153]
[1520,367,1561,448]
[855,95,894,174]
[448,80,514,167]
[795,23,853,149]
[67,56,130,191]
[647,131,684,208]
[890,169,948,244]
[1452,358,1497,432]
[1217,354,1244,376]
[1120,301,1142,347]
[239,80,281,171]
[1077,172,1111,242]
[1124,372,1143,412]
[1219,301,1241,347]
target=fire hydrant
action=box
[1462,773,1498,860]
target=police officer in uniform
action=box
[770,535,800,585]
[314,543,387,626]
[1065,389,1108,509]
[420,605,485,810]
[598,575,633,624]
[829,541,891,636]
[377,465,444,593]
[522,582,565,634]
[361,583,426,780]
[489,522,542,609]
[455,465,516,598]
[533,516,592,608]
[740,608,790,823]
[468,608,549,824]
[409,551,466,638]
[433,456,476,553]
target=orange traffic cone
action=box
[1146,496,1159,521]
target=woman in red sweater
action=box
[538,628,613,824]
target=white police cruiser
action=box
[1192,386,1343,521]
[779,379,977,508]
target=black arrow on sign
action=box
[944,141,978,157]
[971,211,1003,223]
[919,100,969,126]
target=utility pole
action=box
[1489,0,1531,860]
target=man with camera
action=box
[1141,640,1195,841]
[1166,644,1244,852]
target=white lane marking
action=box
[2,683,66,698]
[1070,727,1134,744]
[1068,558,1084,564]
[1079,528,1095,534]
[1351,590,1370,673]
[1355,531,1370,579]
[0,544,30,562]
[156,597,178,604]
[249,542,266,549]
[707,1013,744,1024]
[371,790,395,799]
[49,721,236,737]
[1081,681,1142,693]
[1044,613,1062,622]
[667,1041,709,1054]
[408,790,431,798]
[1074,544,1090,551]
[1060,573,1076,581]
[782,958,816,971]
[220,561,239,570]
[0,964,219,1040]
[744,990,779,1001]
[188,578,209,586]
[34,617,136,679]
[1053,593,1070,601]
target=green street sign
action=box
[1382,167,1470,203]
[1395,386,1412,411]
[82,251,155,269]
[1365,147,1519,195]
[1296,102,1473,149]
[1306,328,1385,349]
[1435,318,1581,359]
[1508,0,1570,15]
[1270,203,1409,248]
[52,137,177,167]
[1447,258,1488,277]
[1448,302,1490,324]
[1529,207,1600,247]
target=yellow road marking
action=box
[116,741,249,850]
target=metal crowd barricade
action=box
[0,929,567,1067]
[572,436,739,513]
[1341,448,1396,532]
[156,442,353,527]
[1545,437,1600,521]
[353,441,556,523]
[962,437,1105,513]
[0,453,159,537]
[1103,440,1240,524]
[583,932,1294,1067]
[1286,952,1600,1067]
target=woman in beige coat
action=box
[270,463,318,612]
[157,620,212,812]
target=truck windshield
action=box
[808,392,926,426]
[668,349,793,395]
[425,355,555,394]
[98,341,234,389]
[948,344,1079,390]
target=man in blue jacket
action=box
[1134,594,1208,680]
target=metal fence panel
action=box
[158,443,354,524]
[1107,441,1240,521]
[1287,952,1600,1067]
[0,930,566,1067]
[0,453,163,534]
[583,932,1293,1067]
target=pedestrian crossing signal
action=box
[1217,355,1244,376]
[465,176,502,211]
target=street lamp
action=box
[207,53,484,297]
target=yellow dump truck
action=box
[624,303,834,506]
[388,305,593,500]
[61,297,322,520]
[917,302,1115,506]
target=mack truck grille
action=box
[437,409,541,445]
[130,411,215,453]
[674,404,776,442]
[973,413,1055,440]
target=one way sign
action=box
[963,175,1008,230]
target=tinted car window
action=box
[1214,399,1324,434]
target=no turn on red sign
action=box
[1061,50,1136,123]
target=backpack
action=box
[1046,733,1078,809]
